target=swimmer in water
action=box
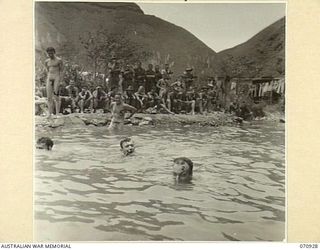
[120,137,135,156]
[44,47,64,118]
[36,137,54,150]
[108,94,137,130]
[172,157,193,182]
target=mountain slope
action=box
[35,2,221,78]
[218,17,285,77]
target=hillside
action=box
[218,17,285,78]
[35,2,223,79]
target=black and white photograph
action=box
[34,1,286,241]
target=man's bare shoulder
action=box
[56,57,63,65]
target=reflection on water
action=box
[35,121,285,241]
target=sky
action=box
[137,2,286,52]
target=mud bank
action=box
[35,112,239,129]
[35,110,285,130]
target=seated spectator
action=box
[184,86,196,115]
[167,88,184,114]
[147,97,175,115]
[66,79,79,113]
[92,86,107,112]
[229,102,238,114]
[197,86,209,114]
[170,76,186,93]
[58,83,73,114]
[146,87,159,108]
[78,86,93,113]
[237,101,253,120]
[123,85,137,107]
[135,86,148,111]
[207,82,218,112]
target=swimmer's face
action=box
[114,95,122,104]
[122,141,135,156]
[173,159,191,180]
[36,138,53,150]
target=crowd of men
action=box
[35,48,228,117]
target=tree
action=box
[80,29,151,81]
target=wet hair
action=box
[173,157,193,175]
[37,137,54,150]
[46,47,55,53]
[120,137,132,149]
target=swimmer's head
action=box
[46,47,56,58]
[114,94,122,104]
[36,137,54,150]
[173,157,193,181]
[120,138,135,156]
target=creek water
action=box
[35,121,285,241]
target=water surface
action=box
[35,121,285,241]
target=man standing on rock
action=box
[44,47,64,118]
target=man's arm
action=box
[156,80,162,89]
[170,81,178,87]
[123,104,137,118]
[44,59,49,73]
[135,92,143,102]
[87,91,93,101]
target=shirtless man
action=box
[108,94,137,130]
[44,47,63,117]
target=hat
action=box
[126,86,134,91]
[96,86,102,89]
[185,67,193,71]
[207,83,214,87]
